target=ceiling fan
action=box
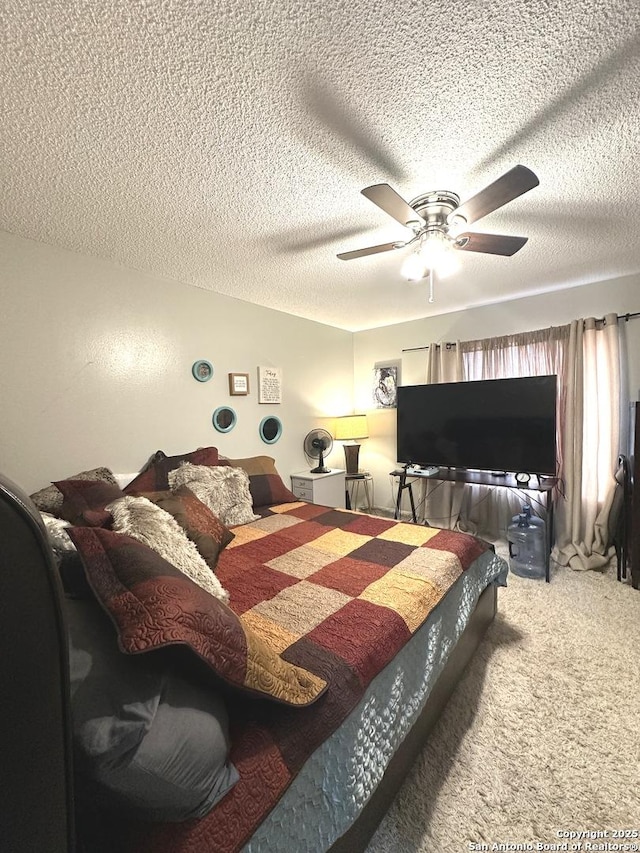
[337,165,539,280]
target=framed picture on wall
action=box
[258,366,282,404]
[229,373,250,395]
[372,361,400,408]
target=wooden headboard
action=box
[0,472,75,852]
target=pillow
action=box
[106,495,229,603]
[140,487,234,572]
[219,455,297,508]
[55,478,125,527]
[40,511,75,552]
[67,526,328,707]
[39,511,91,598]
[30,466,118,515]
[168,463,259,527]
[67,595,238,822]
[125,447,220,494]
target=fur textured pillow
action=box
[168,463,259,527]
[30,467,119,515]
[39,511,92,598]
[40,511,76,552]
[106,495,229,604]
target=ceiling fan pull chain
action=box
[428,268,435,303]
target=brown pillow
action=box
[141,486,234,572]
[55,479,125,527]
[125,447,220,494]
[67,526,328,707]
[219,455,297,508]
[30,467,118,515]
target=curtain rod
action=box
[401,311,640,353]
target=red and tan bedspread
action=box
[130,502,490,853]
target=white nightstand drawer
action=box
[292,484,313,501]
[291,477,311,491]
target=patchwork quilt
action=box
[127,501,491,853]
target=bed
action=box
[0,449,508,853]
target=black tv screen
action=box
[396,375,557,475]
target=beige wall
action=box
[0,231,354,494]
[2,228,638,512]
[353,275,640,514]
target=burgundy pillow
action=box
[30,466,119,515]
[140,486,234,572]
[67,527,327,707]
[55,479,125,527]
[125,448,220,494]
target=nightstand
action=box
[290,470,346,508]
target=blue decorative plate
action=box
[192,360,213,382]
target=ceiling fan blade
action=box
[454,232,528,256]
[337,241,399,261]
[452,165,539,226]
[361,184,425,228]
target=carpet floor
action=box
[365,554,640,853]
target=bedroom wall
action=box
[352,274,640,514]
[0,231,354,494]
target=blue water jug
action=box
[507,514,546,579]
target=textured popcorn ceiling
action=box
[2,0,640,331]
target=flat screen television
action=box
[396,375,558,475]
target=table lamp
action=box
[334,414,369,475]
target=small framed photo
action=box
[192,360,213,382]
[373,361,400,408]
[229,372,250,396]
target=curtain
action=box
[553,314,620,570]
[421,317,622,570]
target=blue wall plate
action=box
[212,406,237,433]
[192,360,213,382]
[259,416,282,444]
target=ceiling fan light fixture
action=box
[400,251,429,281]
[418,230,450,265]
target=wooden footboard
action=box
[329,582,497,853]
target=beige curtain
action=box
[425,341,463,384]
[553,314,620,570]
[420,318,622,571]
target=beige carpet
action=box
[365,556,640,853]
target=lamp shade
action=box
[334,414,368,441]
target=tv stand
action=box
[390,467,558,582]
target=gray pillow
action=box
[30,467,118,515]
[67,597,238,822]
